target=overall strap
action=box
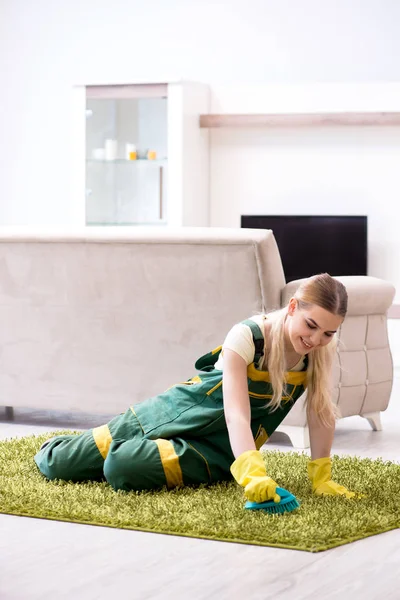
[194,346,222,371]
[195,318,266,372]
[241,319,265,366]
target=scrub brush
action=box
[245,487,300,515]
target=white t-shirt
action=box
[214,314,305,371]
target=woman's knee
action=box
[34,433,104,483]
[103,439,165,492]
[34,438,72,481]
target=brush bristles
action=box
[245,489,301,514]
[261,499,300,514]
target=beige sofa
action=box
[0,227,395,448]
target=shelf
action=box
[86,158,167,164]
[199,112,400,128]
[86,220,167,226]
[86,83,168,100]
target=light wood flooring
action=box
[1,377,399,600]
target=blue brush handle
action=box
[245,487,296,510]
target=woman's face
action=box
[285,298,344,355]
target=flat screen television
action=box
[241,215,367,282]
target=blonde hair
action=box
[265,273,347,426]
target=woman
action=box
[35,273,355,503]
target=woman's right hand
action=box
[231,450,281,503]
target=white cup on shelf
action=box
[104,139,118,161]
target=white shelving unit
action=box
[71,81,210,227]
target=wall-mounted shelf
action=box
[86,159,167,164]
[199,112,400,128]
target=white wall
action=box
[1,0,400,222]
[1,0,400,292]
[209,83,400,299]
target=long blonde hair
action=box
[265,273,347,426]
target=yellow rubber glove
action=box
[308,457,355,499]
[230,450,281,503]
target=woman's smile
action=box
[300,337,313,350]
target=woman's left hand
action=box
[308,457,356,499]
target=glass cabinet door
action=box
[85,96,168,225]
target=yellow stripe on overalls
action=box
[254,425,269,450]
[154,439,183,488]
[92,424,112,459]
[247,363,308,386]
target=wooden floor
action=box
[1,378,399,600]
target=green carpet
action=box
[0,431,399,552]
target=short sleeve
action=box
[213,315,266,371]
[221,323,256,366]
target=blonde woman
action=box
[35,273,355,503]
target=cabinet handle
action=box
[159,166,163,220]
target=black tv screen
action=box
[241,215,367,282]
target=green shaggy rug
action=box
[0,432,399,553]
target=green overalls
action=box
[34,320,307,492]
